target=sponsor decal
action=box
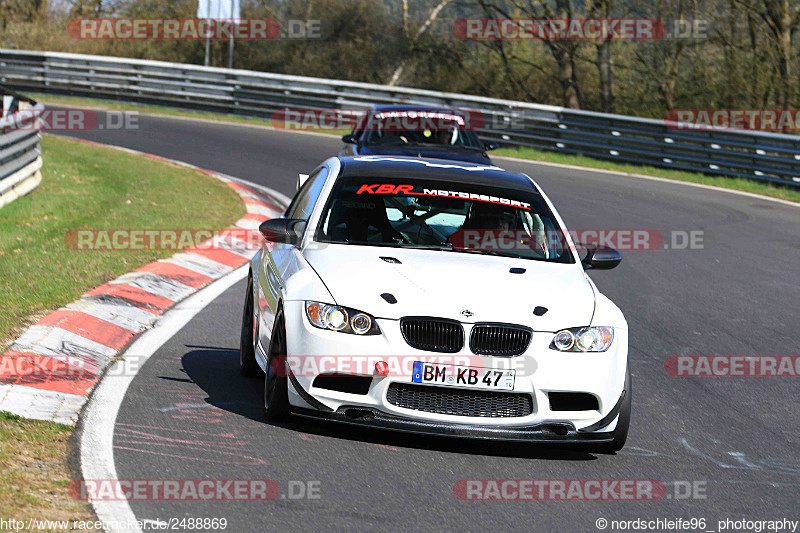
[355,184,532,210]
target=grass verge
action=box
[29,93,800,204]
[0,134,245,349]
[0,411,91,529]
[494,147,800,204]
[0,134,244,528]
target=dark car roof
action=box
[337,156,539,193]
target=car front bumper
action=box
[281,300,629,438]
[288,399,620,444]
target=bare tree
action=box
[733,0,800,108]
[587,0,614,112]
[629,0,693,110]
[67,0,110,18]
[535,0,583,108]
[1,0,47,30]
[476,0,583,108]
[387,0,454,86]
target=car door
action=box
[257,166,330,351]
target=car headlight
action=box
[550,327,613,352]
[305,301,381,335]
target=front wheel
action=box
[239,275,263,378]
[264,308,290,421]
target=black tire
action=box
[264,307,291,421]
[593,367,631,454]
[239,274,263,378]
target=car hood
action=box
[356,144,491,164]
[303,244,595,332]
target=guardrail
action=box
[0,84,43,208]
[1,48,798,188]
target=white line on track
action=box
[495,155,800,209]
[73,166,287,531]
[79,263,249,533]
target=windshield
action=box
[315,176,575,263]
[359,111,482,148]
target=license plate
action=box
[411,362,515,391]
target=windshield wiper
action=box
[456,248,533,260]
[396,244,453,251]
[330,241,451,251]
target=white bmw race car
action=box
[240,155,630,452]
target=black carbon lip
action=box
[288,371,334,412]
[289,406,614,443]
[578,389,626,433]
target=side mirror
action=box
[259,218,306,245]
[296,173,309,191]
[483,140,499,151]
[341,133,358,144]
[580,244,622,270]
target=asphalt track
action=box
[60,113,799,532]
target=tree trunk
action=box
[597,39,614,112]
[554,47,582,109]
[590,0,614,112]
[734,0,800,108]
[776,1,792,108]
[659,79,676,110]
[387,0,452,86]
[544,0,582,109]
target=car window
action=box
[315,176,574,264]
[362,127,481,148]
[359,111,482,148]
[286,167,329,220]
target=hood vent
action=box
[381,293,397,304]
[380,256,402,264]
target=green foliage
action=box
[0,135,244,342]
[2,0,799,117]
